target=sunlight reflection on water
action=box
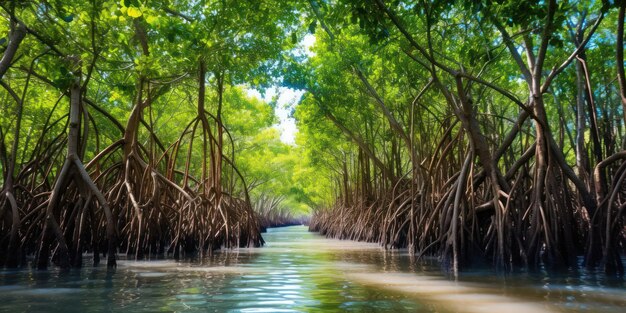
[0,226,624,312]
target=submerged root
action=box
[310,137,607,272]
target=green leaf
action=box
[145,15,158,25]
[127,6,142,18]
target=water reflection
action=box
[0,226,624,312]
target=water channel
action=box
[0,226,625,312]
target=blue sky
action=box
[246,34,316,144]
[246,87,304,144]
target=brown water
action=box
[0,226,624,312]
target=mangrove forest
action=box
[1,1,626,310]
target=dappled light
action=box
[1,0,626,311]
[2,227,625,312]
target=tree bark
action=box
[0,21,26,80]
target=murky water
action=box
[0,226,625,312]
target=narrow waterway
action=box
[0,226,624,312]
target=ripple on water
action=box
[175,293,206,300]
[135,272,170,278]
[348,271,559,313]
[261,284,302,291]
[13,288,83,296]
[117,260,181,268]
[0,285,24,291]
[234,308,301,313]
[0,226,624,313]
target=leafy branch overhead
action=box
[0,0,626,276]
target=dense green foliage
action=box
[1,0,626,275]
[296,0,626,274]
[0,0,311,268]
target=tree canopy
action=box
[1,0,626,274]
